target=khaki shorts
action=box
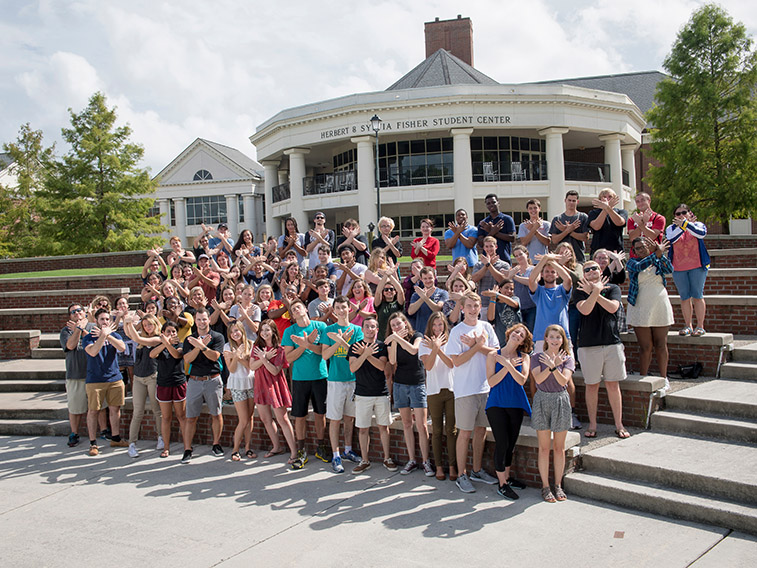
[454,393,489,431]
[66,379,88,415]
[578,344,627,385]
[86,380,125,412]
[325,381,356,421]
[354,395,392,428]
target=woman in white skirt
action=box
[626,237,674,383]
[530,325,574,503]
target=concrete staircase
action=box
[565,341,757,534]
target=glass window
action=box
[193,169,213,181]
[238,195,244,223]
[186,196,227,226]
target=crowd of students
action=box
[60,190,710,503]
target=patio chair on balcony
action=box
[483,161,498,182]
[511,161,526,181]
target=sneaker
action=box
[571,412,582,430]
[291,449,308,470]
[455,473,476,493]
[342,449,361,463]
[400,460,418,475]
[470,469,498,485]
[332,455,344,473]
[110,438,129,448]
[315,444,332,463]
[422,460,435,477]
[352,461,371,474]
[156,436,165,450]
[128,443,139,458]
[67,433,80,447]
[497,483,519,500]
[88,445,99,456]
[660,377,671,397]
[99,428,111,440]
[507,477,527,489]
[181,449,193,464]
[212,444,224,457]
[383,458,398,472]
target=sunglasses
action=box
[675,210,688,216]
[383,287,395,292]
[315,216,325,220]
[70,308,83,314]
[583,266,600,273]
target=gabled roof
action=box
[154,138,263,183]
[530,71,668,116]
[0,152,13,170]
[387,48,499,91]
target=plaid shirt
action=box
[626,254,673,306]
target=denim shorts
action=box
[672,267,708,300]
[393,382,427,409]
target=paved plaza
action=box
[0,436,755,567]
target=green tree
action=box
[37,92,163,255]
[646,3,757,230]
[0,124,54,257]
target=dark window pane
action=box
[411,140,425,154]
[426,138,441,153]
[397,141,409,155]
[511,138,520,150]
[499,137,510,149]
[442,137,453,151]
[470,137,482,150]
[484,137,497,150]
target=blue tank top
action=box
[485,350,532,416]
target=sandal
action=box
[435,470,446,481]
[264,448,285,458]
[615,428,631,439]
[231,452,241,461]
[584,429,597,438]
[542,487,556,503]
[678,326,692,336]
[246,449,257,459]
[554,486,567,501]
[692,327,706,337]
[287,455,297,465]
[160,449,170,458]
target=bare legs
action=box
[456,426,487,475]
[634,326,669,376]
[158,400,186,455]
[398,407,429,464]
[537,429,567,489]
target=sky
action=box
[2,0,756,173]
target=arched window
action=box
[193,169,213,181]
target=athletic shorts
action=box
[291,379,327,418]
[156,383,187,403]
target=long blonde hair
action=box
[227,320,252,358]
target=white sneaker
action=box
[128,443,139,458]
[156,436,165,450]
[660,377,671,396]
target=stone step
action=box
[720,361,757,380]
[0,380,66,393]
[0,418,70,437]
[564,472,757,534]
[39,334,60,349]
[0,391,69,420]
[651,409,757,444]
[666,380,757,419]
[576,431,757,505]
[0,359,66,380]
[733,343,757,362]
[31,347,65,360]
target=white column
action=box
[284,148,309,229]
[173,197,187,246]
[621,144,638,191]
[600,133,623,197]
[225,194,239,239]
[243,193,258,240]
[539,127,569,220]
[352,136,377,230]
[451,128,474,216]
[261,160,279,239]
[157,198,170,241]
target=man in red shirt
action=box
[627,192,666,258]
[189,254,221,303]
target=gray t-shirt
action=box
[549,212,589,263]
[60,323,96,380]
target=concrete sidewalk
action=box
[0,436,755,568]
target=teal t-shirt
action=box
[281,320,328,381]
[321,323,364,382]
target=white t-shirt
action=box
[446,320,499,399]
[418,342,454,396]
[336,263,367,296]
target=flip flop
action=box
[231,452,241,461]
[160,449,170,458]
[246,449,257,459]
[584,429,597,438]
[264,449,285,458]
[615,429,631,439]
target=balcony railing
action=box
[473,160,547,182]
[379,165,453,188]
[564,162,610,183]
[304,171,357,196]
[271,182,290,203]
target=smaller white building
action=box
[0,153,19,191]
[153,138,265,246]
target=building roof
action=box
[0,152,13,170]
[530,71,668,116]
[199,139,263,176]
[386,48,499,91]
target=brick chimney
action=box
[424,15,474,66]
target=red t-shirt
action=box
[627,211,666,258]
[410,236,440,267]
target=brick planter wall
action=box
[0,275,143,294]
[0,330,40,359]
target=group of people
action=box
[60,189,709,503]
